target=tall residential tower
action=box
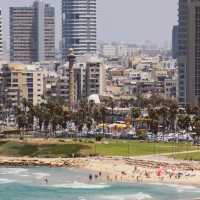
[10,1,55,64]
[172,25,179,59]
[62,0,97,60]
[0,9,3,60]
[178,0,200,106]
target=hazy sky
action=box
[0,0,178,47]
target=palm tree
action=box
[177,115,185,131]
[92,105,102,124]
[100,105,107,135]
[26,111,34,131]
[158,106,169,139]
[131,107,141,127]
[51,114,61,136]
[104,97,115,123]
[21,98,29,112]
[192,116,200,144]
[148,105,159,154]
[168,102,178,132]
[192,106,200,116]
[16,112,27,138]
[183,115,191,133]
[186,104,193,115]
[34,105,44,133]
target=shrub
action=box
[2,130,21,135]
[136,130,147,140]
[19,136,24,140]
[89,153,99,157]
[86,140,95,143]
[95,135,103,142]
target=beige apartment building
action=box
[1,64,44,105]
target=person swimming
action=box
[89,174,93,181]
[94,174,98,179]
[44,177,48,184]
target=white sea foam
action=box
[78,197,87,200]
[164,184,200,193]
[0,168,28,175]
[150,183,200,193]
[97,193,152,200]
[0,178,15,184]
[51,182,110,189]
[32,173,50,180]
[20,175,29,177]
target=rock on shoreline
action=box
[0,157,88,168]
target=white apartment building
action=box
[57,62,86,103]
[85,56,106,97]
[164,78,178,100]
[102,45,116,57]
[26,65,45,105]
[57,55,106,103]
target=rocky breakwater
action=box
[0,157,89,168]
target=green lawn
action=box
[0,141,89,158]
[169,151,200,161]
[0,139,197,158]
[90,140,197,156]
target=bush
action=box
[95,135,103,142]
[136,130,147,140]
[86,140,95,143]
[2,130,21,135]
[89,153,99,157]
[19,136,24,140]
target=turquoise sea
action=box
[0,166,200,200]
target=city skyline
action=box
[0,0,177,48]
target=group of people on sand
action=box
[89,171,102,181]
[87,164,197,184]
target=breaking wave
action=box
[51,182,110,189]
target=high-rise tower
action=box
[172,25,179,59]
[62,0,97,60]
[10,1,55,64]
[178,0,200,106]
[0,9,3,60]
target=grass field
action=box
[169,151,200,161]
[0,139,198,158]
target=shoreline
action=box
[1,156,200,187]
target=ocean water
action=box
[0,166,199,200]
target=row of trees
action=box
[131,95,200,141]
[1,94,200,140]
[13,97,107,136]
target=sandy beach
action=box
[0,155,200,187]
